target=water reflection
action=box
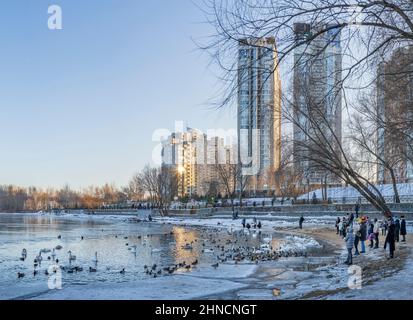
[0,213,287,299]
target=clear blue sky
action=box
[0,0,235,189]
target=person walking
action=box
[344,226,355,265]
[400,216,407,243]
[373,218,380,249]
[242,218,246,229]
[384,218,396,259]
[395,217,401,243]
[299,215,305,229]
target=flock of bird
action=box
[15,227,309,280]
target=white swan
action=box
[92,252,98,264]
[68,251,76,262]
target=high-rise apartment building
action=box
[238,37,282,193]
[161,127,238,198]
[293,23,342,187]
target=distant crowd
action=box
[335,206,408,265]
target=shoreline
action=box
[2,212,412,300]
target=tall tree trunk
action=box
[389,167,401,204]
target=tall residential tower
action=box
[238,37,282,193]
[293,23,343,188]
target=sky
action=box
[0,0,236,189]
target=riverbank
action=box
[3,212,411,300]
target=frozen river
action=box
[0,213,286,300]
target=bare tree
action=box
[272,141,304,200]
[216,162,238,213]
[138,165,179,216]
[349,97,403,203]
[199,0,413,216]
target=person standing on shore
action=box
[384,217,396,259]
[360,217,368,253]
[299,215,305,229]
[242,218,246,229]
[344,226,355,265]
[373,218,380,249]
[400,216,407,243]
[355,203,360,218]
[342,217,348,237]
[335,217,341,235]
[381,220,388,236]
[348,212,355,225]
[368,222,375,249]
[354,220,361,256]
[395,217,401,243]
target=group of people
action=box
[336,210,408,265]
[241,217,262,231]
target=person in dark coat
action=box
[384,218,396,259]
[348,212,355,225]
[355,203,360,218]
[400,216,407,242]
[242,218,246,229]
[360,219,368,253]
[299,215,305,229]
[368,223,375,248]
[335,217,341,235]
[394,217,400,243]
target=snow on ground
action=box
[153,216,334,231]
[31,273,250,300]
[280,236,322,252]
[327,259,413,300]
